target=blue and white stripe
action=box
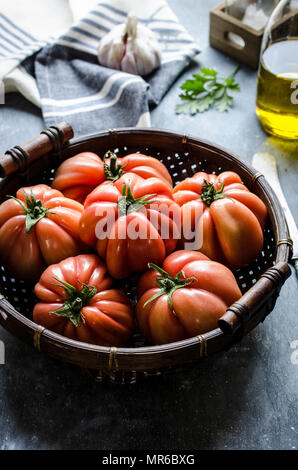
[41,73,144,118]
[0,13,47,63]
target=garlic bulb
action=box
[97,12,162,76]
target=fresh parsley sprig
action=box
[176,65,241,115]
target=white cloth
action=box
[1,0,73,40]
[0,0,74,105]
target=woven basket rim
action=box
[0,126,291,364]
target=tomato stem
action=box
[103,150,127,182]
[49,277,97,327]
[118,183,157,215]
[144,263,195,312]
[200,179,227,207]
[9,190,54,233]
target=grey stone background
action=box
[0,0,297,450]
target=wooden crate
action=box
[210,1,265,69]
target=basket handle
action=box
[218,261,291,337]
[0,121,74,178]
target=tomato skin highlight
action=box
[173,171,267,269]
[147,294,187,345]
[210,198,264,269]
[51,152,105,203]
[52,152,173,203]
[33,254,135,347]
[0,184,87,282]
[80,174,180,279]
[0,215,45,281]
[136,250,241,345]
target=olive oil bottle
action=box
[256,38,298,139]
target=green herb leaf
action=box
[176,66,240,115]
[214,91,233,112]
[176,95,214,115]
[180,79,205,93]
[199,68,217,78]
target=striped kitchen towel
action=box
[1,0,200,136]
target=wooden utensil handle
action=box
[0,122,74,178]
[218,261,291,336]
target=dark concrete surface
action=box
[0,0,298,450]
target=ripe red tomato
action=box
[136,250,242,345]
[33,254,135,346]
[173,171,267,269]
[0,184,86,282]
[79,173,181,279]
[52,151,173,203]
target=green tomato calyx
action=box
[144,263,195,313]
[9,190,54,233]
[118,183,157,215]
[200,179,227,207]
[103,150,127,182]
[49,277,97,327]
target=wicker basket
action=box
[0,122,292,384]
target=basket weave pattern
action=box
[0,123,292,383]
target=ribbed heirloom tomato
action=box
[0,184,86,282]
[33,255,134,346]
[136,250,242,345]
[79,173,181,279]
[173,171,267,269]
[52,150,173,203]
